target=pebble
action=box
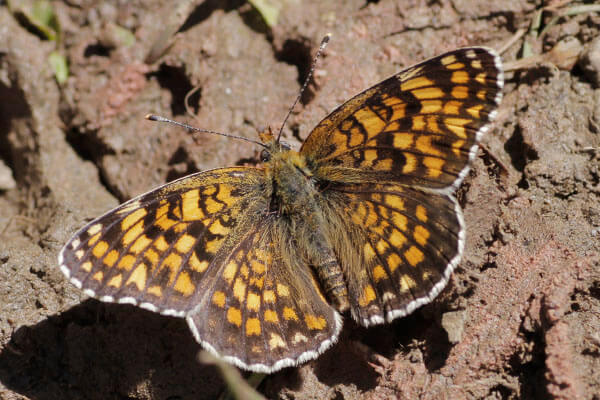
[0,159,15,191]
[579,35,600,87]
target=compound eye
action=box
[260,149,270,162]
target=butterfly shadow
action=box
[260,322,381,395]
[0,300,224,400]
[263,310,454,395]
[270,309,454,394]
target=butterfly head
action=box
[258,126,292,162]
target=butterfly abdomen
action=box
[265,149,351,311]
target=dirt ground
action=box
[0,0,599,399]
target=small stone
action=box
[547,37,583,71]
[579,35,600,87]
[0,159,16,191]
[442,310,467,344]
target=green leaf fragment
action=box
[198,352,266,400]
[111,24,136,47]
[248,0,280,27]
[27,0,60,41]
[49,51,68,84]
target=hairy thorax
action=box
[266,149,318,216]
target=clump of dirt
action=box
[1,1,599,399]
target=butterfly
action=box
[59,45,503,373]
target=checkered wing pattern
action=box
[187,220,341,373]
[59,167,265,316]
[324,182,463,326]
[301,47,503,326]
[302,47,503,191]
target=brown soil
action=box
[1,1,599,399]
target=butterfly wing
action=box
[300,47,503,326]
[186,218,341,373]
[59,166,341,372]
[59,167,266,316]
[320,182,463,326]
[301,47,503,191]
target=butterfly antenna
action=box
[145,114,268,149]
[276,33,331,143]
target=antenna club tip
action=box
[145,114,158,121]
[322,34,331,44]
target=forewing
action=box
[324,182,463,326]
[301,47,503,190]
[58,167,266,317]
[186,218,342,373]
